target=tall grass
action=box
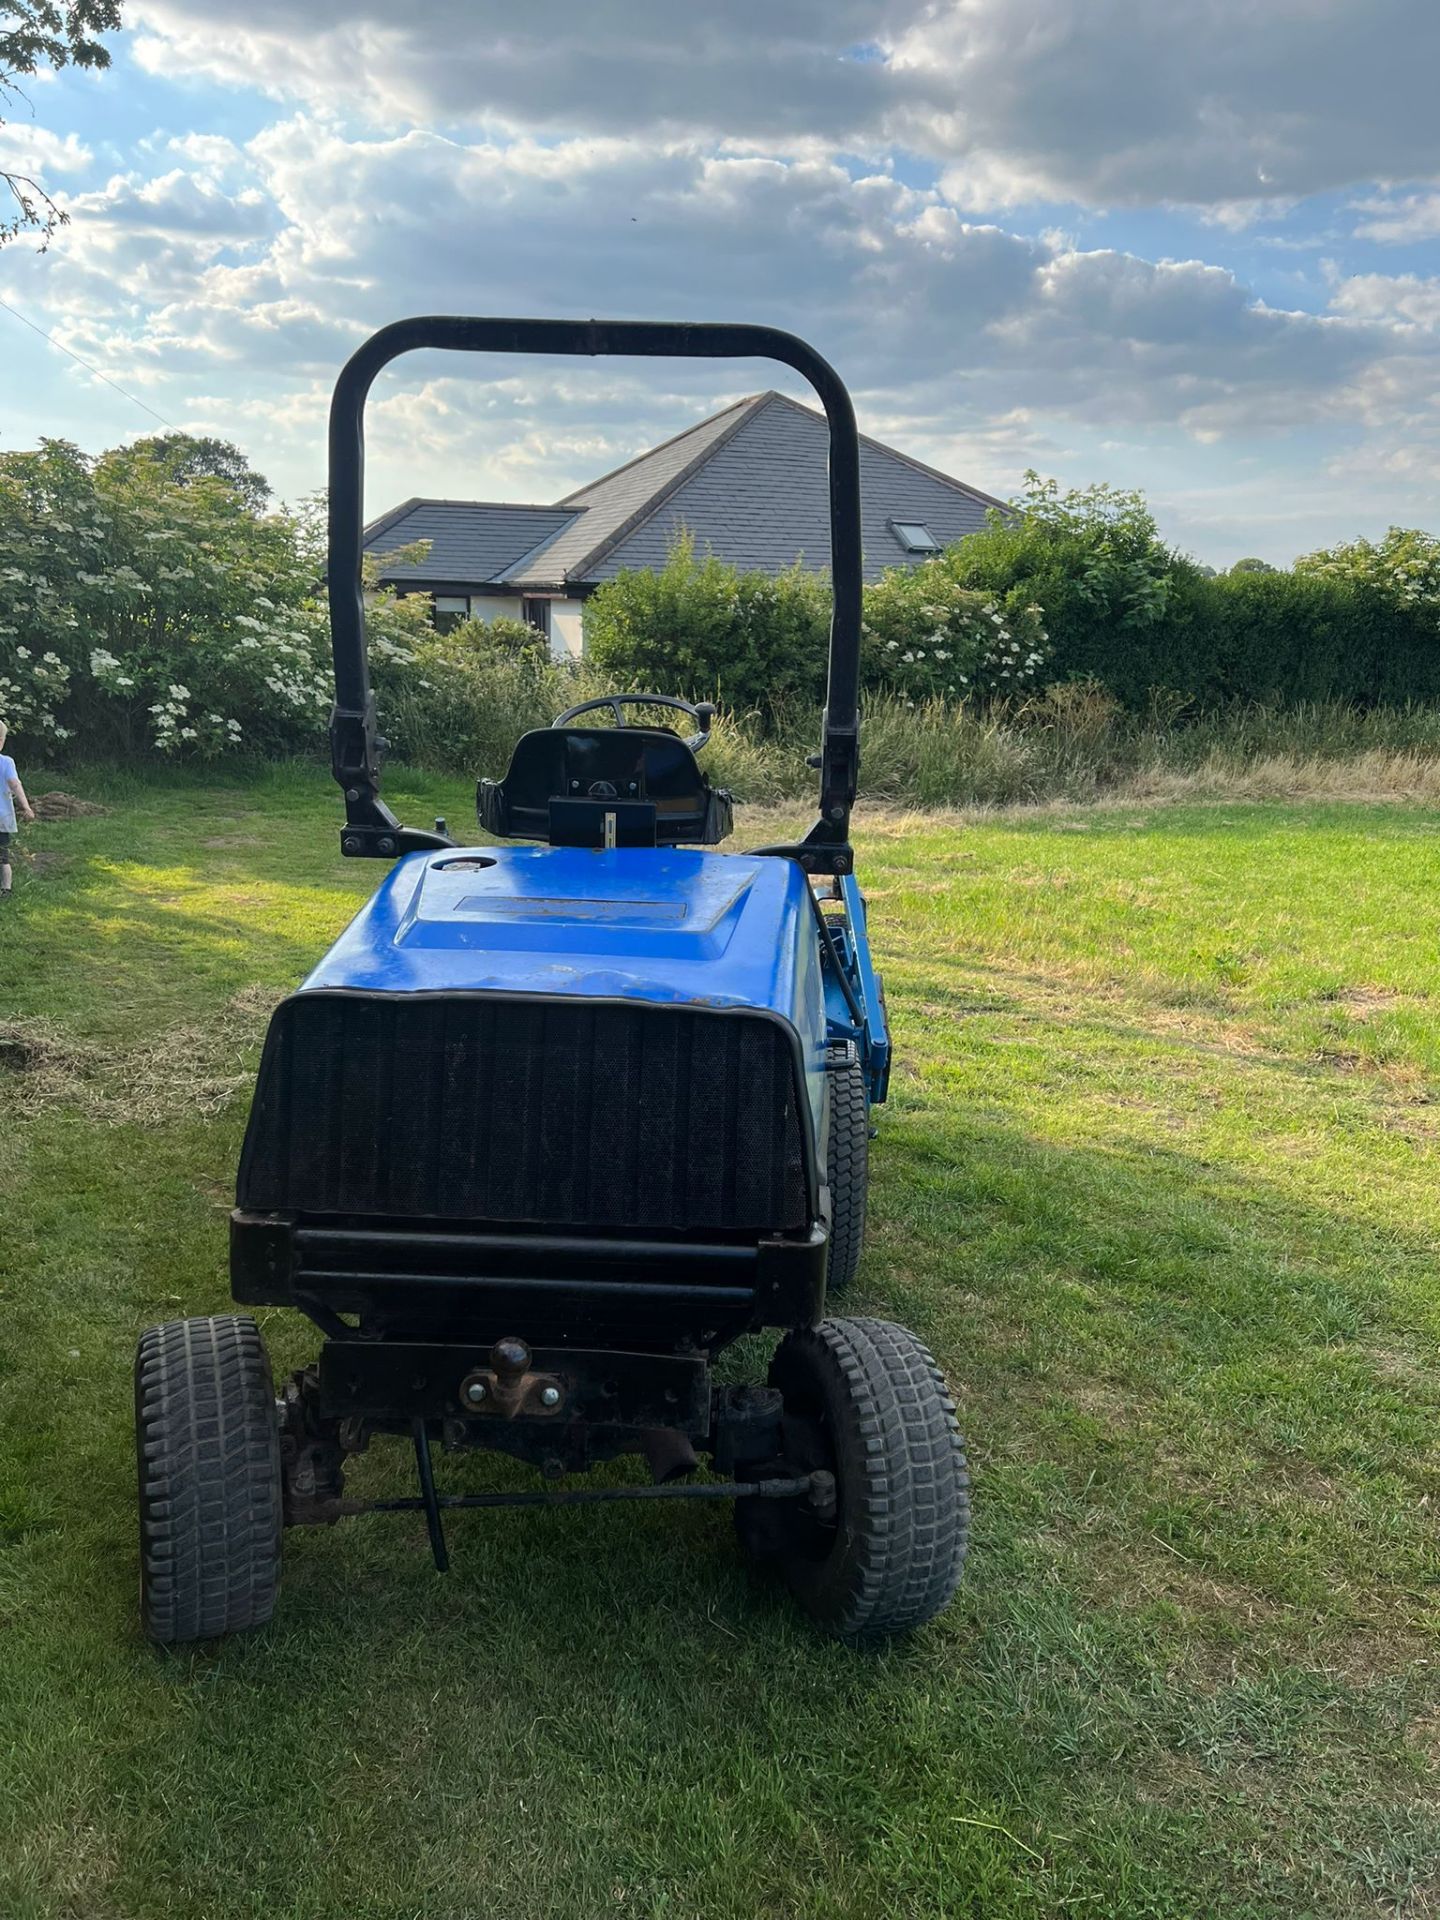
[377,666,1440,809]
[51,648,1440,812]
[852,690,1440,810]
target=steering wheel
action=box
[551,692,717,752]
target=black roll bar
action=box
[327,317,863,868]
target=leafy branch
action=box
[0,1,123,249]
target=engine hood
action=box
[301,842,820,1024]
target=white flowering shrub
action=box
[1294,527,1440,614]
[861,559,1049,703]
[0,439,453,761]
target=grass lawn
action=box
[3,764,1439,1919]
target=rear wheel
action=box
[135,1314,283,1644]
[740,1316,969,1640]
[825,1045,869,1295]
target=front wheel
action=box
[739,1316,969,1640]
[135,1314,283,1643]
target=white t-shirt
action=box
[0,754,17,834]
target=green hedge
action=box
[584,484,1440,715]
[904,480,1440,708]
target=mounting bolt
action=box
[342,834,362,855]
[345,787,361,802]
[377,835,396,855]
[829,805,845,821]
[539,1385,561,1409]
[463,1379,488,1406]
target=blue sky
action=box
[2,0,1438,566]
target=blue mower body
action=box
[301,842,890,1128]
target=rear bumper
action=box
[231,1209,827,1345]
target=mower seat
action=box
[477,725,733,847]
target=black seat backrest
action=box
[477,726,732,846]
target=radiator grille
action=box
[238,991,810,1233]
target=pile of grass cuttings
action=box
[31,791,107,821]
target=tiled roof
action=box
[564,392,1004,585]
[507,395,757,587]
[362,498,579,583]
[365,394,1008,592]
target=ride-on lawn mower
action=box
[134,318,971,1643]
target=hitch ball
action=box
[491,1336,531,1382]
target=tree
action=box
[0,435,461,760]
[2,2,123,248]
[861,553,1049,700]
[112,433,272,513]
[1229,557,1276,574]
[937,471,1209,702]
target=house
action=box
[362,390,1008,657]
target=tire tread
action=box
[135,1314,282,1643]
[770,1315,969,1639]
[825,1048,869,1295]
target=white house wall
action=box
[550,599,586,660]
[471,595,525,624]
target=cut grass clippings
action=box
[0,988,280,1126]
[1,760,1439,1920]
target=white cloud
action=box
[1350,189,1440,245]
[66,167,272,238]
[0,123,92,178]
[166,132,244,173]
[1329,272,1440,330]
[33,122,1393,419]
[14,35,1440,560]
[127,0,1440,214]
[12,106,1440,556]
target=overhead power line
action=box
[0,295,175,430]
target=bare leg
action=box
[1,861,11,893]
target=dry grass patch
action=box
[1125,749,1440,806]
[0,985,283,1125]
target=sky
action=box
[1,0,1438,568]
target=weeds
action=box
[351,652,1440,813]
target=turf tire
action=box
[758,1316,969,1640]
[825,1045,869,1295]
[135,1314,283,1643]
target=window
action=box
[521,596,553,641]
[432,595,470,633]
[890,520,941,554]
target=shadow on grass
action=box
[5,1097,1439,1918]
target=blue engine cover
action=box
[303,844,830,1148]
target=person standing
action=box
[0,722,37,899]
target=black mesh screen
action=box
[238,992,810,1233]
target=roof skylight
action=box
[890,520,941,553]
